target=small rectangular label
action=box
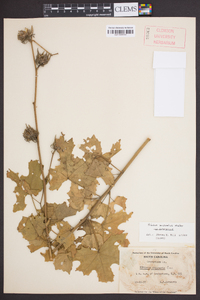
[140,222,195,243]
[144,25,186,49]
[119,247,195,294]
[106,25,135,37]
[114,2,138,17]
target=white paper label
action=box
[106,25,135,37]
[119,247,195,294]
[113,2,138,17]
[140,222,195,243]
[153,51,186,117]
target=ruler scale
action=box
[43,3,113,17]
[43,3,152,17]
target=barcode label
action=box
[106,25,135,37]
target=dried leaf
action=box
[20,160,43,195]
[56,221,75,250]
[41,249,55,262]
[117,233,130,247]
[7,160,43,212]
[49,136,98,194]
[42,202,77,225]
[79,135,102,157]
[102,210,133,234]
[80,135,117,185]
[7,170,27,212]
[109,196,127,213]
[68,244,77,258]
[85,159,114,185]
[54,251,72,274]
[67,182,85,211]
[17,213,48,252]
[90,202,109,219]
[82,233,103,250]
[79,220,104,236]
[74,234,127,282]
[103,140,121,160]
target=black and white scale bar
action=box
[43,3,113,17]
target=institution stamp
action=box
[144,26,186,49]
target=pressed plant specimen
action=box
[7,27,151,282]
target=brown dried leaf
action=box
[20,160,43,195]
[41,249,55,262]
[80,135,116,185]
[85,159,114,185]
[42,202,77,225]
[7,170,27,212]
[82,233,103,250]
[74,234,127,282]
[49,136,98,194]
[67,182,85,211]
[79,135,102,157]
[117,233,130,247]
[102,210,133,234]
[79,220,104,236]
[103,140,121,160]
[7,160,43,212]
[68,244,77,258]
[17,213,48,252]
[90,202,109,219]
[109,196,127,213]
[54,251,73,274]
[56,221,75,250]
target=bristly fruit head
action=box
[17,26,34,44]
[23,125,38,143]
[35,49,51,68]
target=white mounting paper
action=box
[153,51,186,117]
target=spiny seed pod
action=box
[17,27,34,44]
[23,125,38,143]
[35,49,51,68]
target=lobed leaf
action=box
[102,210,133,234]
[56,221,75,250]
[53,250,73,273]
[49,135,98,194]
[74,234,127,282]
[109,196,127,213]
[7,160,43,212]
[17,213,48,252]
[42,202,77,225]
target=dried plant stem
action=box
[31,195,37,213]
[32,40,58,57]
[96,155,122,173]
[30,39,52,260]
[72,138,151,232]
[46,150,56,183]
[53,138,150,253]
[89,220,100,252]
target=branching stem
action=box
[89,220,100,252]
[32,39,58,56]
[31,195,38,213]
[72,138,150,232]
[53,138,150,252]
[30,39,52,260]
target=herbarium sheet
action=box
[4,17,196,294]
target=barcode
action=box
[106,25,135,37]
[107,29,134,35]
